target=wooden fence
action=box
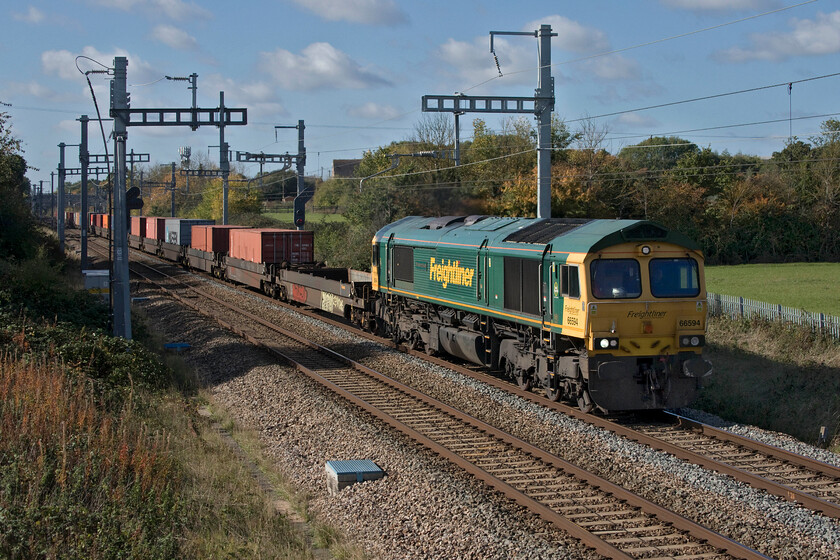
[707,292,840,340]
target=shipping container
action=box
[102,214,110,230]
[190,225,249,253]
[130,216,147,238]
[228,228,314,265]
[165,218,215,246]
[145,217,167,241]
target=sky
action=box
[2,0,839,190]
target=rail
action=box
[708,292,840,340]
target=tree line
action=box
[314,115,840,267]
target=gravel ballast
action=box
[134,270,840,560]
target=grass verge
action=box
[0,250,366,559]
[699,315,840,450]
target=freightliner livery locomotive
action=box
[93,213,712,413]
[371,215,712,412]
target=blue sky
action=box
[3,0,839,188]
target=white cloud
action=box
[150,24,198,50]
[289,0,407,25]
[42,46,158,85]
[523,16,610,54]
[715,10,840,62]
[5,81,56,99]
[202,74,287,120]
[88,0,211,21]
[13,6,45,23]
[582,53,641,81]
[436,36,534,88]
[259,43,392,90]
[347,102,400,120]
[615,112,659,128]
[660,0,775,12]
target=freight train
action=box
[89,213,712,413]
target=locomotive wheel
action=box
[577,388,594,413]
[545,383,562,402]
[515,368,531,391]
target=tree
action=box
[617,136,699,171]
[0,109,36,261]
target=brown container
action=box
[228,228,314,265]
[130,216,147,238]
[146,217,167,241]
[191,225,249,253]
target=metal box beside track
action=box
[325,460,384,495]
[228,228,314,265]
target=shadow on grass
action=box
[696,341,840,446]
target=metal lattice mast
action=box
[111,56,131,339]
[58,144,66,252]
[535,24,554,220]
[79,116,89,269]
[220,92,230,225]
[422,24,556,218]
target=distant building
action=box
[332,159,362,179]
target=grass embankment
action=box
[700,262,840,448]
[699,318,840,449]
[0,251,364,559]
[705,262,840,316]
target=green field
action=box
[705,262,840,316]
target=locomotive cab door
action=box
[385,232,396,288]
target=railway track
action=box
[98,237,768,560]
[81,233,840,524]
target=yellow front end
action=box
[577,241,712,410]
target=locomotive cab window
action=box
[561,265,580,298]
[392,245,414,283]
[504,257,540,315]
[591,259,641,299]
[649,258,700,298]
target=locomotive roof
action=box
[374,216,701,253]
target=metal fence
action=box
[707,292,840,340]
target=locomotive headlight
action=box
[595,337,619,350]
[679,335,705,348]
[640,245,651,255]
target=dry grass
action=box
[698,316,840,449]
[0,356,179,559]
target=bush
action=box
[0,358,181,560]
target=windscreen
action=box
[649,258,700,297]
[590,259,642,299]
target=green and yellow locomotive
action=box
[371,215,712,412]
